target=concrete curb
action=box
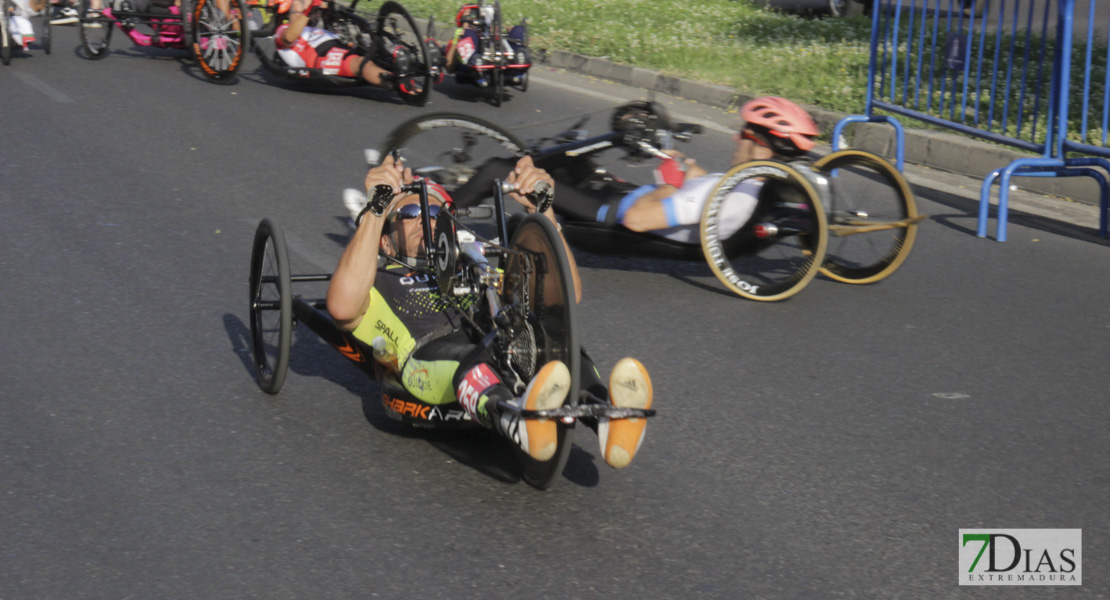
[537,49,1103,206]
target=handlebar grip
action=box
[367,184,394,216]
[498,180,554,214]
[531,180,554,214]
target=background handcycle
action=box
[429,0,529,107]
[250,0,431,106]
[248,167,653,488]
[376,102,923,302]
[2,0,50,64]
[77,0,247,83]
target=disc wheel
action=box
[376,0,429,106]
[1,0,11,65]
[78,0,112,59]
[699,160,829,302]
[249,218,293,394]
[811,150,919,284]
[378,112,526,198]
[191,0,247,83]
[500,215,579,489]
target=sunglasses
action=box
[389,203,442,221]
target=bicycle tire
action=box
[378,112,527,196]
[699,160,829,302]
[249,218,293,394]
[1,0,11,66]
[489,0,502,106]
[78,0,112,59]
[501,214,579,489]
[491,66,503,107]
[376,0,429,106]
[42,2,50,54]
[191,0,247,83]
[810,150,919,284]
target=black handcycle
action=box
[250,0,431,106]
[376,101,923,301]
[248,168,654,488]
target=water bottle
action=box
[372,336,399,372]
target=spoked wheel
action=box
[78,0,112,58]
[376,0,429,106]
[191,0,248,83]
[500,215,580,489]
[699,160,829,302]
[1,0,11,65]
[378,112,526,198]
[810,150,920,284]
[249,218,293,394]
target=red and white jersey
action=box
[274,24,341,68]
[655,175,761,244]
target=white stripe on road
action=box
[13,72,75,103]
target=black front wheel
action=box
[249,218,293,394]
[1,0,11,66]
[491,67,503,107]
[377,0,429,106]
[191,0,248,83]
[500,215,579,489]
[378,112,526,197]
[41,3,51,54]
[78,0,112,59]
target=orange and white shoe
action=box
[499,361,570,462]
[599,358,653,468]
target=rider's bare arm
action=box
[327,156,412,330]
[280,0,315,45]
[505,156,583,304]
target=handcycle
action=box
[248,162,654,489]
[77,0,247,83]
[429,0,530,107]
[250,0,431,106]
[376,101,924,301]
[2,0,50,64]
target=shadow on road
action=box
[221,312,600,488]
[919,186,1109,245]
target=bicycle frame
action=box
[98,4,188,48]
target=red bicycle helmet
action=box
[740,97,819,154]
[455,4,480,26]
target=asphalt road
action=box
[2,25,1109,599]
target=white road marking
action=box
[13,72,75,103]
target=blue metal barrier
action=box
[836,0,1110,241]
